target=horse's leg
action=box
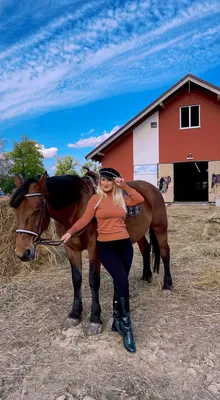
[137,236,152,282]
[87,246,103,336]
[63,247,83,330]
[152,228,172,291]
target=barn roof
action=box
[85,73,220,162]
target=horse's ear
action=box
[36,171,48,191]
[14,175,24,188]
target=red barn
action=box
[85,74,220,203]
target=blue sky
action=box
[0,0,219,174]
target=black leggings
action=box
[97,238,133,298]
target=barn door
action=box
[208,161,220,202]
[158,163,174,203]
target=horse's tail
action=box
[150,228,160,274]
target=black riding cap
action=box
[99,167,121,180]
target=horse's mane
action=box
[10,169,99,210]
[10,178,38,208]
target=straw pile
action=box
[202,211,220,240]
[0,198,67,281]
[167,204,220,290]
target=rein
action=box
[15,175,97,247]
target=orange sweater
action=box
[68,182,144,241]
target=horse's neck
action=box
[47,188,94,229]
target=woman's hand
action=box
[61,232,72,243]
[114,177,125,187]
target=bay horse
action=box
[10,170,172,335]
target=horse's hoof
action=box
[141,275,152,283]
[87,322,103,336]
[162,280,172,291]
[162,289,171,295]
[63,317,80,330]
[162,284,172,293]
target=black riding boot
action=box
[119,296,136,353]
[111,295,122,335]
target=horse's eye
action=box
[33,208,41,214]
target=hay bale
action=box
[0,199,67,281]
[202,211,220,239]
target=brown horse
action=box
[10,170,172,335]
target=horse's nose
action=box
[17,247,35,262]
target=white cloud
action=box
[0,0,219,122]
[80,128,95,137]
[50,165,57,171]
[38,144,58,158]
[67,126,120,148]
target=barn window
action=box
[180,105,200,129]
[151,122,157,128]
[134,165,157,174]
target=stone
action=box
[205,374,213,383]
[208,360,215,368]
[208,351,215,360]
[214,383,220,390]
[149,395,161,400]
[83,396,96,400]
[187,368,197,378]
[208,384,219,395]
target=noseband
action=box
[16,192,62,246]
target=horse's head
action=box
[10,172,50,261]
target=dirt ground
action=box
[1,205,220,400]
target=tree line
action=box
[0,136,100,194]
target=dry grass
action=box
[0,198,67,282]
[1,204,220,400]
[166,204,220,290]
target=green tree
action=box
[8,135,44,179]
[80,161,101,176]
[0,138,15,194]
[55,156,79,176]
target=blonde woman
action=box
[61,167,144,353]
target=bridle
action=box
[15,192,63,246]
[15,173,98,247]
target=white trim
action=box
[190,77,220,95]
[16,229,38,237]
[179,105,200,129]
[25,193,42,198]
[86,75,220,160]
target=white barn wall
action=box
[133,111,159,187]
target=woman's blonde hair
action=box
[95,179,127,212]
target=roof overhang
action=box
[85,74,220,161]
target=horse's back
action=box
[126,179,165,208]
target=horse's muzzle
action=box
[16,247,36,262]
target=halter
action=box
[15,173,98,246]
[15,192,61,246]
[16,193,42,238]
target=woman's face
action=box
[100,177,114,192]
